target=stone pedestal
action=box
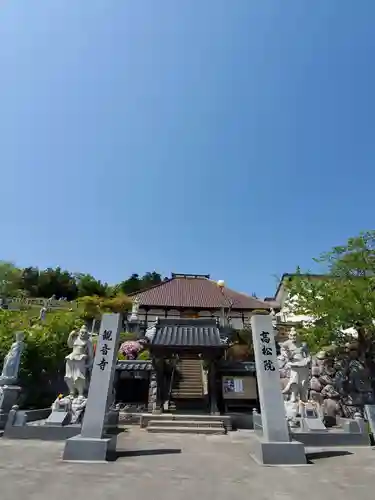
[252,437,306,466]
[127,319,141,337]
[63,435,117,462]
[0,385,21,430]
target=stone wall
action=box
[310,348,374,421]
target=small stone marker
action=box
[63,313,122,462]
[300,402,327,432]
[250,315,306,465]
[45,411,71,426]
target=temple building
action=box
[114,273,273,426]
[126,273,270,330]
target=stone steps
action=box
[143,413,231,423]
[173,384,202,388]
[172,359,204,401]
[147,425,226,435]
[148,419,223,428]
[140,413,232,433]
[146,417,226,435]
[171,392,203,399]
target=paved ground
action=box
[0,428,375,500]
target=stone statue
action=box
[281,328,311,403]
[129,297,140,321]
[64,325,93,397]
[0,332,25,386]
[145,319,158,342]
[277,345,291,392]
[39,306,47,321]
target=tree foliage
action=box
[0,309,83,408]
[285,231,375,355]
[75,273,108,298]
[118,272,163,295]
[1,263,165,301]
[0,261,23,298]
[78,294,132,320]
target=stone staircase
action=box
[144,414,229,435]
[171,358,204,399]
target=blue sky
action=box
[1,1,374,298]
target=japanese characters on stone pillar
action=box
[251,315,289,442]
[81,313,121,438]
[63,313,122,461]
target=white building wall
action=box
[276,293,314,325]
[128,307,254,329]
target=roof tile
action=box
[151,319,224,348]
[132,276,270,310]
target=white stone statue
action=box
[129,297,140,321]
[0,332,25,386]
[145,319,158,342]
[281,328,311,403]
[64,325,93,397]
[277,344,291,391]
[39,306,47,321]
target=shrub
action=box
[78,294,131,320]
[0,309,83,408]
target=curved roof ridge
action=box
[207,279,270,308]
[130,274,270,310]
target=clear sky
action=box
[1,1,374,298]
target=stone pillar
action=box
[63,313,122,462]
[148,359,163,413]
[250,315,306,465]
[147,370,158,413]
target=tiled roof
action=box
[116,360,153,371]
[132,276,270,310]
[150,318,225,348]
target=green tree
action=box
[119,273,141,294]
[0,308,83,407]
[140,271,163,289]
[0,261,22,298]
[285,231,375,361]
[78,294,131,320]
[37,267,78,300]
[75,273,108,297]
[118,271,164,295]
[19,267,40,297]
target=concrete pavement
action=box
[0,428,374,500]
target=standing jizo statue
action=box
[0,332,25,386]
[64,326,94,397]
[129,297,140,321]
[281,328,311,403]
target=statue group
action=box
[277,327,375,424]
[0,325,94,425]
